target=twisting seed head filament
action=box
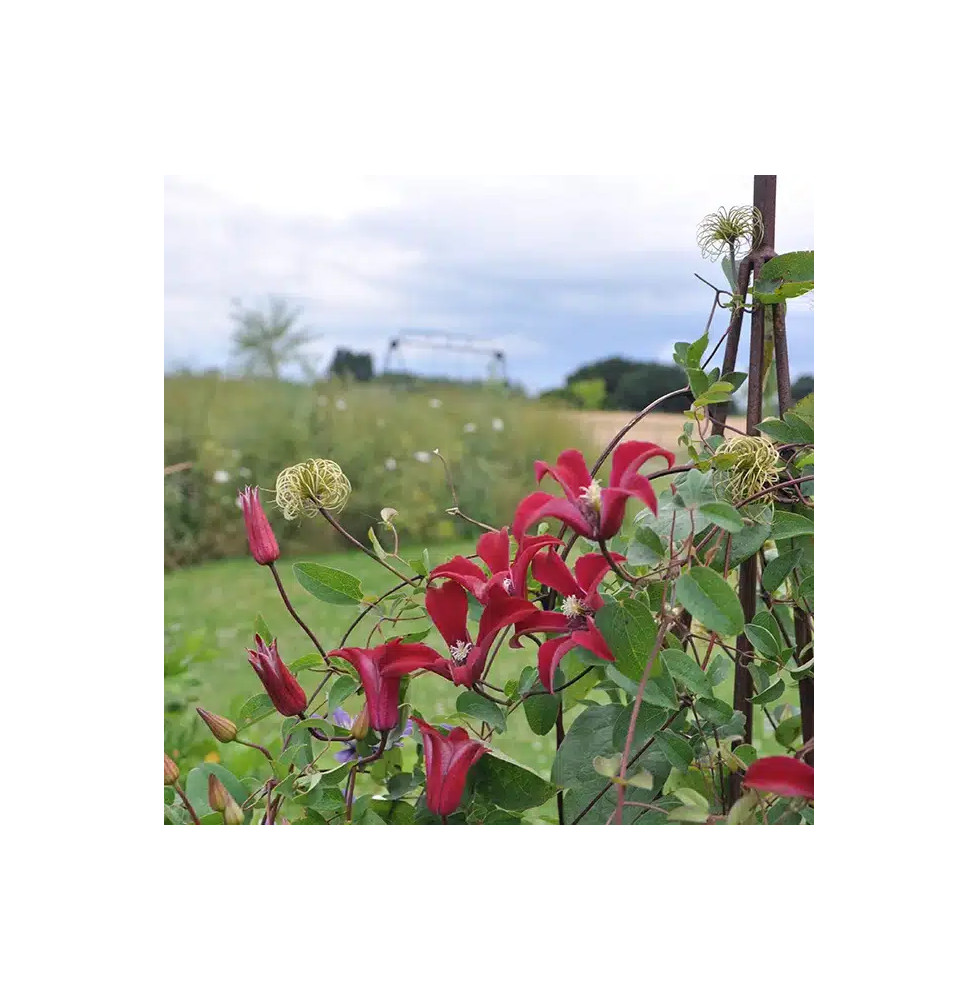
[696,205,763,261]
[274,459,351,520]
[713,436,780,504]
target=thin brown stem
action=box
[173,783,200,825]
[317,506,415,584]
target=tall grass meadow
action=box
[164,374,577,567]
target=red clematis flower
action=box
[742,756,815,800]
[512,441,675,541]
[429,527,561,603]
[411,715,489,817]
[327,639,447,732]
[424,579,537,687]
[238,486,280,565]
[247,634,308,717]
[511,549,624,693]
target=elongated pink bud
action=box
[239,486,280,565]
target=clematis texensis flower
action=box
[327,639,445,732]
[512,441,675,541]
[511,549,624,693]
[429,527,560,603]
[411,715,489,817]
[424,579,537,687]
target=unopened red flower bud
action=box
[208,773,232,813]
[197,707,238,744]
[164,753,180,786]
[350,705,371,741]
[239,486,280,565]
[247,634,308,717]
[223,796,245,825]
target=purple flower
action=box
[332,715,414,763]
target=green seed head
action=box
[696,205,763,261]
[713,436,780,504]
[275,459,352,520]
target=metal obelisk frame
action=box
[712,175,814,799]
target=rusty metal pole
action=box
[729,175,777,801]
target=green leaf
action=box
[697,697,733,725]
[236,692,275,727]
[293,562,363,606]
[675,566,745,636]
[328,674,359,715]
[387,771,417,800]
[254,613,273,645]
[524,693,560,735]
[774,713,803,748]
[693,382,735,407]
[185,764,253,821]
[721,255,743,292]
[724,371,748,392]
[733,744,758,767]
[699,501,744,533]
[657,730,694,771]
[367,526,388,561]
[744,624,781,661]
[687,332,709,368]
[770,511,814,540]
[594,598,660,683]
[289,653,322,672]
[660,649,712,698]
[783,412,814,444]
[762,549,803,591]
[751,677,785,705]
[688,367,709,398]
[757,417,794,442]
[553,705,620,790]
[593,753,622,779]
[456,691,507,732]
[470,751,556,811]
[626,525,665,566]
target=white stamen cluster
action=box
[561,596,588,618]
[450,640,472,663]
[579,480,602,511]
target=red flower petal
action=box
[535,449,592,499]
[425,580,471,647]
[476,528,511,574]
[742,756,815,799]
[573,551,622,605]
[609,441,675,488]
[531,548,584,600]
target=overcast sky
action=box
[164,175,814,392]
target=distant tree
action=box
[329,348,374,382]
[565,357,636,399]
[568,378,606,410]
[791,374,814,401]
[607,363,690,412]
[229,297,318,379]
